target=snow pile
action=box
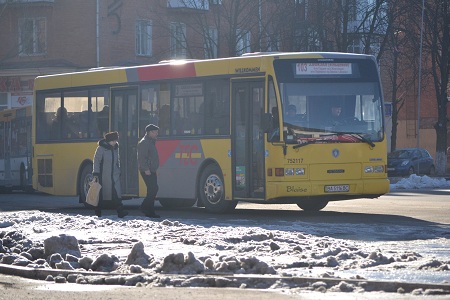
[1,210,449,294]
[390,174,450,190]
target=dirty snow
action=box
[390,174,450,190]
[0,175,449,295]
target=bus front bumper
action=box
[266,178,390,201]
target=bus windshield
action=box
[274,59,384,145]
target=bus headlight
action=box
[373,165,384,173]
[364,165,385,173]
[285,168,305,176]
[295,168,305,175]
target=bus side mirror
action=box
[261,113,273,133]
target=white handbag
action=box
[86,177,102,207]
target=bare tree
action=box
[420,0,449,174]
[149,0,285,60]
[381,1,419,152]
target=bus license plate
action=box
[325,185,349,193]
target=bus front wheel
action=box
[79,163,93,206]
[296,200,328,211]
[199,164,237,213]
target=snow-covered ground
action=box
[0,175,449,296]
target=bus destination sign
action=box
[296,63,352,75]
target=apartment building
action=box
[1,0,281,109]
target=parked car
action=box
[387,148,435,177]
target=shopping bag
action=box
[86,178,102,207]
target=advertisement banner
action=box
[11,92,33,107]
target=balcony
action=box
[167,0,209,11]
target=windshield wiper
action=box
[292,132,375,149]
[352,133,375,147]
[333,132,376,147]
[292,138,336,149]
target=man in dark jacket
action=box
[137,124,160,218]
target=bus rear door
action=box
[111,87,139,197]
[231,80,265,200]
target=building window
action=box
[236,29,251,56]
[170,22,187,58]
[204,27,218,58]
[136,20,152,56]
[19,18,46,56]
[347,0,358,22]
[168,0,209,10]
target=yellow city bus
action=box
[32,52,389,213]
[0,106,33,192]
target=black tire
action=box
[159,198,197,209]
[408,167,415,176]
[198,164,237,213]
[296,200,328,211]
[79,163,93,206]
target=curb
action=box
[1,263,449,294]
[0,263,116,281]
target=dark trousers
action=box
[95,186,124,213]
[140,172,158,213]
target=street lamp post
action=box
[417,0,425,173]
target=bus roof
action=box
[34,52,376,91]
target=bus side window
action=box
[267,76,279,142]
[140,86,159,137]
[51,107,67,139]
[97,105,109,138]
[204,79,230,135]
[158,104,170,136]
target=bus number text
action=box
[287,158,303,164]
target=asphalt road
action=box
[1,188,449,227]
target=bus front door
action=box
[111,88,139,197]
[232,80,265,200]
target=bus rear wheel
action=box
[199,164,237,213]
[296,200,328,211]
[79,163,93,206]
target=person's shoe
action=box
[117,210,129,218]
[144,212,160,218]
[95,210,102,217]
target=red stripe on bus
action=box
[157,140,182,167]
[137,64,196,81]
